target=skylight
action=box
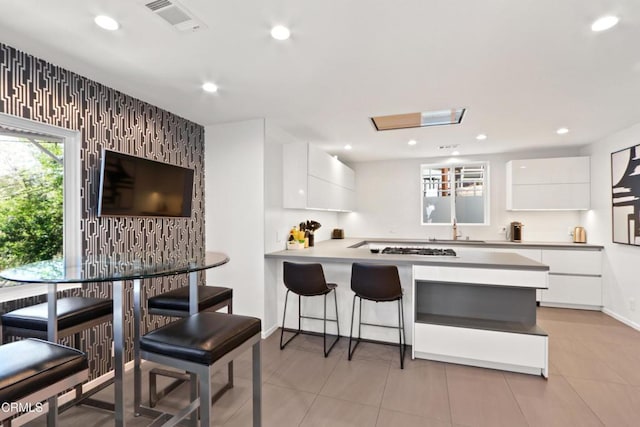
[371,108,465,131]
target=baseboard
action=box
[12,360,136,426]
[602,308,640,331]
[262,323,278,339]
[539,302,601,311]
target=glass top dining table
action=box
[0,251,230,284]
[0,251,230,427]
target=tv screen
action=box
[98,149,194,217]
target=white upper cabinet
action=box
[283,143,356,211]
[506,156,590,210]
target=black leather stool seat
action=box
[0,338,87,402]
[148,286,232,313]
[140,312,261,365]
[1,297,113,332]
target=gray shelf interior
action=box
[415,280,546,336]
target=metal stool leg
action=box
[322,289,340,357]
[280,290,301,349]
[252,340,262,427]
[397,298,405,369]
[47,396,57,426]
[348,295,362,360]
[199,367,212,427]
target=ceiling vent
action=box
[144,0,207,32]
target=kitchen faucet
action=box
[452,219,462,240]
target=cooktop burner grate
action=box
[381,247,457,256]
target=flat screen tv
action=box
[98,149,194,217]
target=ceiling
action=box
[1,0,639,162]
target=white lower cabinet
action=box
[541,275,602,307]
[414,323,548,376]
[540,249,602,309]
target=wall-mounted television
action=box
[98,149,194,217]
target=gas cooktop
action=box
[381,247,457,256]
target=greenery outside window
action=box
[421,162,489,225]
[0,138,63,274]
[0,113,81,300]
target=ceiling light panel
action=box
[371,108,465,131]
[94,15,119,31]
[591,15,619,32]
[271,25,291,40]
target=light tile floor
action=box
[25,307,640,426]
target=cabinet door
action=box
[541,275,602,306]
[541,250,602,275]
[282,143,308,209]
[509,183,590,210]
[307,175,338,210]
[510,157,589,185]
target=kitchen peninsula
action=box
[265,238,550,377]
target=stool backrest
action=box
[351,263,402,301]
[283,262,330,296]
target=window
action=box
[421,162,489,225]
[0,113,80,300]
[0,136,63,272]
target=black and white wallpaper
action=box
[0,43,206,379]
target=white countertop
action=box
[265,238,550,271]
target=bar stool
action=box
[1,297,113,406]
[348,263,406,369]
[140,312,261,426]
[0,338,88,427]
[280,261,340,357]
[146,285,233,407]
[1,297,113,344]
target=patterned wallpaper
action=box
[0,43,206,379]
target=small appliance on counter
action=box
[573,226,587,243]
[509,221,524,242]
[331,228,344,239]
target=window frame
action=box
[420,160,490,226]
[0,113,81,302]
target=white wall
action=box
[339,147,585,242]
[205,119,265,321]
[262,123,340,334]
[581,122,640,329]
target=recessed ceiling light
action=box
[476,134,487,140]
[202,82,218,93]
[271,25,291,40]
[333,155,339,159]
[591,15,619,32]
[556,127,569,135]
[344,144,352,150]
[408,139,417,146]
[94,15,119,31]
[452,151,460,156]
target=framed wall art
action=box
[612,144,640,245]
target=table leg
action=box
[189,271,198,315]
[133,278,142,416]
[113,280,126,427]
[47,283,58,342]
[47,283,58,425]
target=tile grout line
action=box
[502,371,532,427]
[296,340,344,427]
[374,355,393,426]
[560,374,609,427]
[444,364,454,426]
